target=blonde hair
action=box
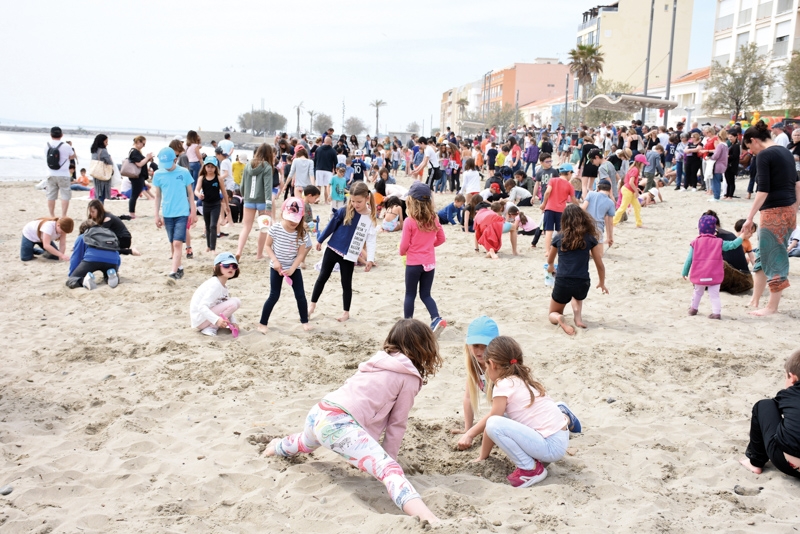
[344,181,377,226]
[464,344,493,415]
[406,197,437,232]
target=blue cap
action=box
[214,252,237,266]
[204,156,219,167]
[465,316,499,345]
[336,162,346,169]
[559,163,574,173]
[157,147,176,167]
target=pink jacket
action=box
[399,217,446,267]
[323,351,422,459]
[689,234,723,285]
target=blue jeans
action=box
[189,161,201,192]
[435,174,447,193]
[485,415,569,470]
[70,184,91,191]
[712,172,723,200]
[20,236,55,261]
[675,160,683,188]
[524,161,535,176]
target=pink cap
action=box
[634,154,647,164]
[282,197,305,224]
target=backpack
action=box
[83,226,119,251]
[46,142,64,170]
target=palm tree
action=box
[456,98,470,119]
[370,99,387,137]
[294,101,304,136]
[307,110,316,134]
[568,43,604,101]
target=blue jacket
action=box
[438,202,464,225]
[69,234,121,276]
[318,207,377,262]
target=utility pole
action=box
[515,90,519,129]
[342,99,346,133]
[564,73,569,132]
[422,119,425,137]
[663,0,678,128]
[642,0,655,123]
[250,104,253,134]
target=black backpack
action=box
[83,226,120,251]
[46,142,64,170]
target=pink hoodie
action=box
[323,351,422,460]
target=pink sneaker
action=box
[506,460,548,488]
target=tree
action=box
[237,110,287,135]
[406,121,420,133]
[784,51,800,113]
[344,116,367,135]
[313,113,333,135]
[704,43,776,119]
[370,99,387,137]
[569,43,605,101]
[293,102,304,136]
[584,78,636,126]
[456,98,470,119]
[307,110,316,134]
[484,103,516,131]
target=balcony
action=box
[578,17,598,32]
[713,53,731,66]
[757,44,769,55]
[773,39,790,57]
[777,0,792,14]
[757,1,773,19]
[795,37,800,51]
[716,14,734,32]
[738,8,752,26]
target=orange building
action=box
[483,62,570,116]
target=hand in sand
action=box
[263,438,280,457]
[457,434,474,450]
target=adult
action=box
[87,199,140,256]
[704,210,753,294]
[286,146,315,197]
[741,121,800,315]
[787,128,800,180]
[66,220,121,290]
[772,123,790,148]
[682,132,703,191]
[20,217,74,261]
[507,137,522,173]
[90,134,114,204]
[185,130,203,188]
[236,143,275,261]
[708,129,729,202]
[724,131,741,199]
[314,136,337,204]
[219,133,235,158]
[45,126,75,218]
[152,147,196,280]
[127,136,154,219]
[349,135,359,152]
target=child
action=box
[302,185,321,224]
[682,214,743,319]
[487,142,498,173]
[264,319,442,523]
[474,201,507,259]
[496,145,509,168]
[438,194,465,225]
[581,180,615,250]
[189,252,241,336]
[258,197,313,333]
[153,147,196,280]
[546,204,608,335]
[459,157,481,203]
[507,205,541,248]
[399,182,447,333]
[194,156,230,254]
[734,218,758,267]
[540,163,578,258]
[504,179,533,206]
[66,220,121,290]
[20,216,74,261]
[740,349,800,479]
[310,182,377,322]
[473,336,580,487]
[344,156,354,185]
[351,151,370,184]
[381,196,404,232]
[612,153,645,227]
[534,152,558,201]
[789,226,800,257]
[330,163,348,210]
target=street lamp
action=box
[684,106,695,128]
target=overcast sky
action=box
[0,0,714,134]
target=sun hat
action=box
[634,154,647,164]
[649,187,659,198]
[559,163,574,173]
[214,252,237,266]
[203,156,218,167]
[157,147,176,167]
[465,316,499,346]
[282,197,305,224]
[409,181,432,201]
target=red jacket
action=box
[474,209,504,251]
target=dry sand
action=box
[0,176,799,533]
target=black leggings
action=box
[724,169,736,198]
[521,227,542,246]
[683,158,701,189]
[311,247,355,311]
[119,234,134,255]
[129,178,144,214]
[203,203,221,250]
[66,261,118,288]
[745,398,800,478]
[260,268,308,325]
[404,265,438,320]
[449,169,461,193]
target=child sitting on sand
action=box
[740,348,800,479]
[189,252,241,337]
[381,196,404,232]
[473,336,580,487]
[265,319,443,524]
[682,214,743,319]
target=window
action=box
[756,26,770,55]
[774,20,791,57]
[757,0,773,19]
[736,31,750,58]
[714,36,733,65]
[739,0,753,25]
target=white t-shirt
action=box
[385,184,408,200]
[507,186,532,204]
[289,158,315,188]
[337,154,347,166]
[189,277,231,328]
[774,132,790,148]
[424,145,440,169]
[45,140,74,177]
[657,133,670,148]
[460,170,481,194]
[220,158,234,190]
[219,139,235,156]
[22,219,60,243]
[493,376,566,438]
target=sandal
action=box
[186,246,193,259]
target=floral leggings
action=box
[274,401,420,509]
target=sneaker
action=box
[507,461,548,488]
[176,267,184,279]
[107,269,119,288]
[708,313,721,320]
[430,317,447,337]
[688,307,698,316]
[217,232,229,238]
[707,198,720,202]
[200,326,218,336]
[168,272,180,280]
[186,246,193,259]
[557,402,582,433]
[82,272,97,290]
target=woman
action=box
[127,136,154,219]
[87,199,140,256]
[363,135,373,156]
[708,129,729,202]
[236,143,275,261]
[741,121,799,316]
[724,131,740,199]
[90,134,114,204]
[186,130,203,188]
[338,135,350,157]
[682,132,703,191]
[285,147,314,197]
[507,137,522,173]
[349,134,359,152]
[628,128,641,156]
[674,133,688,190]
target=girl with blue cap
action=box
[189,252,241,336]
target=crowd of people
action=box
[18,117,800,523]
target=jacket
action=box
[682,234,743,284]
[776,382,800,457]
[241,162,272,204]
[68,234,120,277]
[318,207,377,262]
[710,142,729,174]
[324,351,422,459]
[524,143,539,163]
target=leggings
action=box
[724,169,736,198]
[746,398,800,478]
[521,227,542,246]
[311,247,355,311]
[683,158,701,189]
[691,283,721,314]
[197,298,241,330]
[485,415,569,471]
[404,265,438,320]
[66,261,118,288]
[260,268,308,325]
[203,203,221,251]
[128,178,144,214]
[449,169,461,193]
[275,401,420,509]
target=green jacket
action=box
[241,162,273,204]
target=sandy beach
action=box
[1,177,799,533]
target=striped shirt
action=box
[268,222,312,270]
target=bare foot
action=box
[302,323,312,331]
[739,457,762,474]
[308,303,316,316]
[574,318,587,328]
[556,316,576,336]
[337,311,350,322]
[749,307,777,316]
[255,256,266,261]
[257,324,269,334]
[487,250,499,260]
[130,247,142,256]
[263,438,280,457]
[747,299,760,308]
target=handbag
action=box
[120,149,141,178]
[89,157,113,181]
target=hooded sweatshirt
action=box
[323,351,422,459]
[241,161,273,204]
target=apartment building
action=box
[713,0,800,106]
[577,1,694,97]
[440,80,483,135]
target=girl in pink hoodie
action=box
[264,319,443,523]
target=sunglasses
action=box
[220,263,238,269]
